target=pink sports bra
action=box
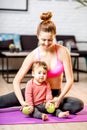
[38,45,64,78]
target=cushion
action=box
[20,35,38,51]
[56,35,78,52]
[0,39,14,51]
[64,39,78,52]
[0,34,21,50]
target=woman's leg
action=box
[0,88,25,108]
[51,89,84,114]
[54,108,70,118]
[36,103,47,113]
[59,97,84,114]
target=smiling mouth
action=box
[40,77,43,79]
[44,44,51,48]
[39,77,44,80]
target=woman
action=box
[0,12,84,114]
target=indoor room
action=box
[0,0,87,130]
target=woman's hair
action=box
[37,12,56,35]
[32,61,48,72]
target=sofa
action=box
[0,34,38,57]
[56,35,87,55]
[0,33,87,72]
[56,35,87,72]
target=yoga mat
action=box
[0,106,87,125]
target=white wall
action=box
[0,0,87,41]
[0,0,87,71]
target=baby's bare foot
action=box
[58,111,70,118]
[42,114,48,121]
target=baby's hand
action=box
[28,106,34,114]
[45,102,55,113]
[22,106,34,115]
[45,102,53,109]
[20,101,29,111]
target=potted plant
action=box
[75,0,87,6]
[9,44,15,52]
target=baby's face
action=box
[33,66,47,84]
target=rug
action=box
[0,106,87,125]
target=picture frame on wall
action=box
[0,0,28,11]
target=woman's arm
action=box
[13,51,36,106]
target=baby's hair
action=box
[32,61,48,72]
[37,11,56,35]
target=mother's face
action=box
[38,31,55,49]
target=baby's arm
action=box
[25,80,34,114]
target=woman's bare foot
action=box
[58,111,70,118]
[42,114,48,121]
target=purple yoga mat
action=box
[0,106,87,125]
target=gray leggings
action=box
[0,88,84,114]
[30,103,61,119]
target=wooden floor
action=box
[0,72,87,130]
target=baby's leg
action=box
[42,114,48,121]
[31,107,48,120]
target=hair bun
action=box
[40,12,52,21]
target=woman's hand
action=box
[20,101,29,107]
[51,97,61,108]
